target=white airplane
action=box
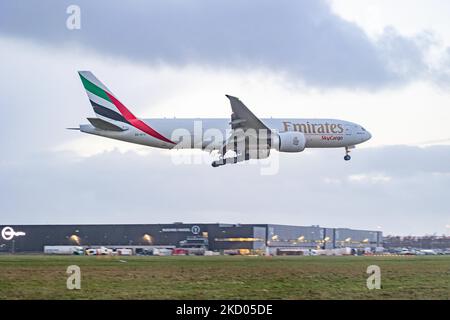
[72,71,372,167]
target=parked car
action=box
[85,247,113,256]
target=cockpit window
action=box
[361,127,366,131]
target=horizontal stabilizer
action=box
[87,118,126,132]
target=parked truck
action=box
[44,246,84,255]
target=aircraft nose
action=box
[366,131,372,141]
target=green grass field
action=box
[0,255,448,300]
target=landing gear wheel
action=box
[344,155,351,161]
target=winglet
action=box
[225,94,239,100]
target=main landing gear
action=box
[344,146,353,161]
[211,153,238,167]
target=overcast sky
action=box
[0,0,449,235]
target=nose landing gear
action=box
[344,146,353,161]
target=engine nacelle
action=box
[273,131,306,153]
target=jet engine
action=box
[273,131,306,153]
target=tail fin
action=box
[77,71,175,144]
[78,71,131,125]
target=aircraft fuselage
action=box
[80,117,371,150]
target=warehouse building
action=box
[0,223,382,254]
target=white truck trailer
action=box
[44,246,84,255]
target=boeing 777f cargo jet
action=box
[72,71,371,167]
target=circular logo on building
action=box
[1,227,15,241]
[1,226,26,241]
[191,225,201,235]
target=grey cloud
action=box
[0,145,449,236]
[0,0,442,88]
[376,27,432,81]
[336,145,450,177]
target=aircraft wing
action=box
[212,95,271,167]
[226,95,271,132]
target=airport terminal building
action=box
[0,223,382,254]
